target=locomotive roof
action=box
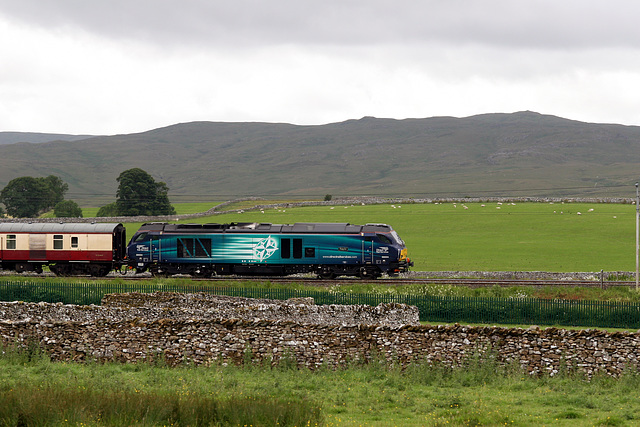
[0,222,123,234]
[139,222,393,234]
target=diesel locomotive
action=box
[127,222,412,279]
[0,221,413,279]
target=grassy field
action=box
[2,345,640,426]
[7,200,640,426]
[123,201,636,272]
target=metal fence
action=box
[1,280,639,329]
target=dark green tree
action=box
[53,200,83,218]
[96,202,119,217]
[0,176,50,217]
[116,168,175,216]
[41,175,69,210]
[0,175,70,218]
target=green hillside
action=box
[1,111,639,204]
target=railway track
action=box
[2,270,636,287]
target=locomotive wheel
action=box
[318,271,336,280]
[359,267,380,280]
[150,269,170,278]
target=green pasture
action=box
[3,347,640,427]
[119,201,637,273]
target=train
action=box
[0,221,413,279]
[0,223,127,276]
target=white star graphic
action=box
[253,235,278,261]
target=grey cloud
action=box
[1,0,639,49]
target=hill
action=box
[1,111,639,204]
[0,132,94,145]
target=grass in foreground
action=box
[2,344,640,426]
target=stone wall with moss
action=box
[1,294,639,377]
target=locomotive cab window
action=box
[53,235,64,250]
[377,234,392,244]
[133,233,148,243]
[6,235,16,249]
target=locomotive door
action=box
[362,236,373,265]
[150,236,160,263]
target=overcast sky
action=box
[2,0,640,135]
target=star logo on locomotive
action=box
[253,235,278,261]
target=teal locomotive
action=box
[127,222,413,279]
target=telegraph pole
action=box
[636,182,639,291]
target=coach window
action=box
[71,236,79,248]
[53,235,64,250]
[6,235,16,249]
[305,247,315,258]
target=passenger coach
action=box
[0,223,126,276]
[127,222,412,279]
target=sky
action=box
[2,0,640,135]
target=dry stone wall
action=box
[1,294,640,377]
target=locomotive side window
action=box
[178,238,193,258]
[177,238,211,258]
[293,238,303,259]
[195,239,211,257]
[281,238,290,259]
[53,235,64,250]
[71,237,79,248]
[6,235,16,249]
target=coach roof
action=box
[0,223,123,234]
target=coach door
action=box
[362,236,373,265]
[29,234,46,260]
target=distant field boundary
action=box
[1,196,636,224]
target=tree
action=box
[116,168,176,216]
[41,175,69,211]
[96,202,119,217]
[0,175,70,218]
[0,176,50,217]
[54,200,83,218]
